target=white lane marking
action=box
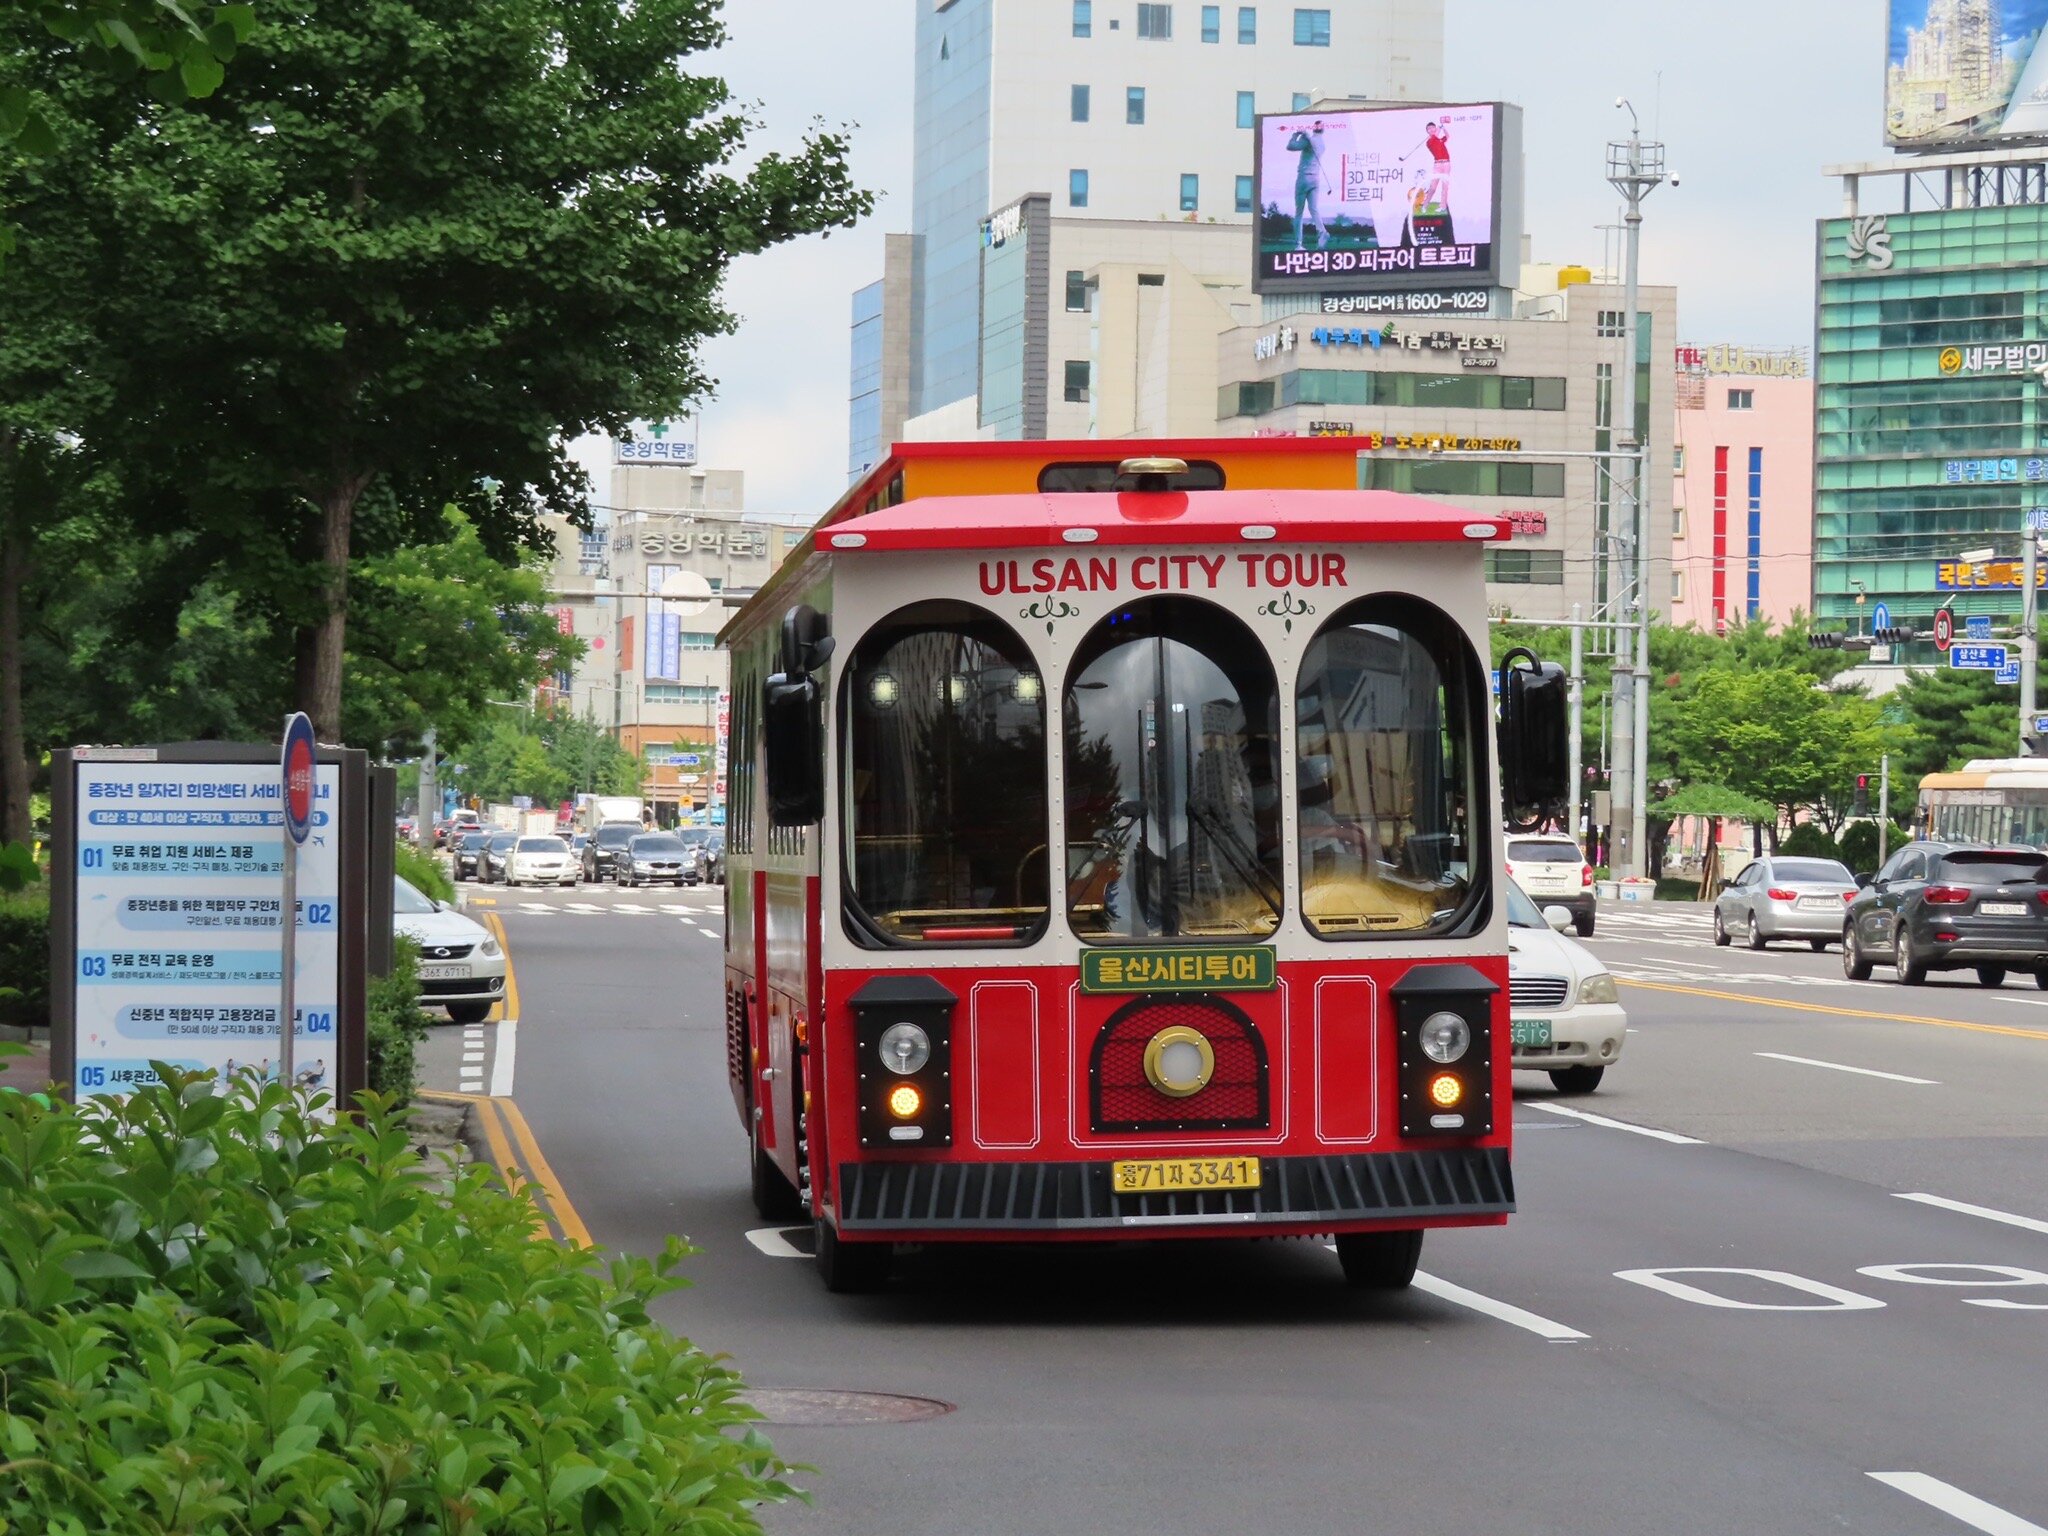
[1896,1192,2048,1238]
[701,928,721,940]
[660,904,691,914]
[1755,1052,1939,1085]
[459,1078,483,1092]
[462,1051,485,1064]
[1869,1472,2048,1535]
[565,902,605,913]
[1410,1270,1589,1341]
[745,1226,809,1259]
[1616,1266,1885,1312]
[614,903,650,913]
[518,903,553,913]
[490,1017,517,1097]
[1530,1103,1704,1143]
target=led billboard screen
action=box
[1252,103,1504,294]
[1887,0,2048,146]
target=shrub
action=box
[368,935,432,1105]
[0,885,50,1031]
[0,1062,795,1533]
[394,837,455,904]
[1778,822,1838,859]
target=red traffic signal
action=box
[1857,774,1870,789]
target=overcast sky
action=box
[689,1,1884,515]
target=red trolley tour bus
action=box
[720,439,1566,1291]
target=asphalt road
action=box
[421,888,2048,1536]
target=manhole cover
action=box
[740,1389,955,1426]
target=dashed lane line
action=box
[1410,1271,1590,1341]
[1755,1052,1939,1085]
[1895,1192,2048,1239]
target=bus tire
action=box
[1334,1228,1422,1290]
[750,1116,802,1222]
[815,1218,892,1294]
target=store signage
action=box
[1254,324,1300,361]
[1506,510,1547,536]
[1081,945,1276,995]
[1322,288,1490,315]
[1674,345,1808,378]
[615,419,696,466]
[1361,431,1522,453]
[1846,214,1893,272]
[1937,559,2048,591]
[1306,421,1355,436]
[1942,457,2048,483]
[617,525,769,558]
[1939,342,2048,376]
[982,201,1026,248]
[1309,323,1505,364]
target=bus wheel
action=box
[1334,1228,1422,1290]
[750,1115,802,1222]
[814,1218,892,1294]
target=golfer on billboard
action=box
[1403,116,1453,215]
[1286,119,1333,250]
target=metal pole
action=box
[2022,534,2040,752]
[416,726,438,850]
[279,835,297,1090]
[1878,753,1890,863]
[1569,604,1585,842]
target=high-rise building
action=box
[1813,149,2048,665]
[862,0,1446,451]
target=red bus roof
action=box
[818,488,1499,554]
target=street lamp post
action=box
[2022,534,2042,750]
[1607,99,1668,883]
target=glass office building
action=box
[1815,187,2048,662]
[848,278,884,480]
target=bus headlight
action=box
[1419,1012,1471,1065]
[1578,973,1619,1005]
[878,1022,931,1076]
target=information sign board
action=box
[1967,615,1994,640]
[1951,643,2009,670]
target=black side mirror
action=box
[1498,646,1569,831]
[1856,872,1873,889]
[765,605,831,826]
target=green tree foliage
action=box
[0,1064,795,1529]
[451,708,641,810]
[78,0,868,736]
[1778,821,1840,859]
[1667,668,1892,838]
[1886,665,2017,781]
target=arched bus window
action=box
[842,601,1049,946]
[1295,595,1485,939]
[1064,597,1283,941]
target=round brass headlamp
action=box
[1143,1026,1216,1098]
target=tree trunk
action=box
[0,513,31,847]
[298,483,363,739]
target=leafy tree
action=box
[1887,666,2017,782]
[1778,822,1839,859]
[82,0,868,737]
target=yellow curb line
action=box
[1620,977,2048,1043]
[417,1090,573,1245]
[481,910,517,1024]
[496,1096,594,1249]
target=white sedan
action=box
[503,835,579,886]
[393,877,506,1024]
[1505,877,1626,1094]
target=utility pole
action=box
[1878,753,1891,863]
[1606,101,1666,881]
[2022,533,2041,753]
[1568,603,1585,841]
[416,726,438,850]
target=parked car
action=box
[617,831,692,886]
[1503,877,1624,1094]
[676,827,722,885]
[1843,842,2048,986]
[1713,854,1859,951]
[582,822,640,883]
[479,830,519,884]
[1503,831,1596,937]
[504,834,578,887]
[450,827,486,882]
[392,876,505,1024]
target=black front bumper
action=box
[835,1147,1513,1233]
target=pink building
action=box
[1669,348,1814,632]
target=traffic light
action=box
[1853,774,1870,817]
[1873,625,1917,644]
[1809,632,1844,650]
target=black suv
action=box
[1844,841,2048,987]
[582,823,640,883]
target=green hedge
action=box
[0,886,49,1032]
[0,1063,794,1533]
[394,837,454,904]
[369,936,432,1105]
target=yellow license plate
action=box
[1111,1157,1262,1194]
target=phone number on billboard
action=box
[1322,289,1490,315]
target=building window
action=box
[1671,571,1686,602]
[1236,90,1255,128]
[1069,168,1089,207]
[1064,360,1091,403]
[1673,445,1685,472]
[1292,7,1330,44]
[1137,272,1165,286]
[1237,5,1256,42]
[1483,549,1566,585]
[1073,0,1091,36]
[1202,4,1220,40]
[1137,2,1172,38]
[1071,83,1090,121]
[1291,91,1310,111]
[1065,269,1089,311]
[1672,506,1686,537]
[1179,173,1199,211]
[1728,388,1754,410]
[1127,86,1146,123]
[1596,309,1624,338]
[1235,173,1254,212]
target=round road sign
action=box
[1932,607,1954,654]
[281,712,317,846]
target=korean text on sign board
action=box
[1937,560,2048,591]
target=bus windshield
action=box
[1064,598,1283,941]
